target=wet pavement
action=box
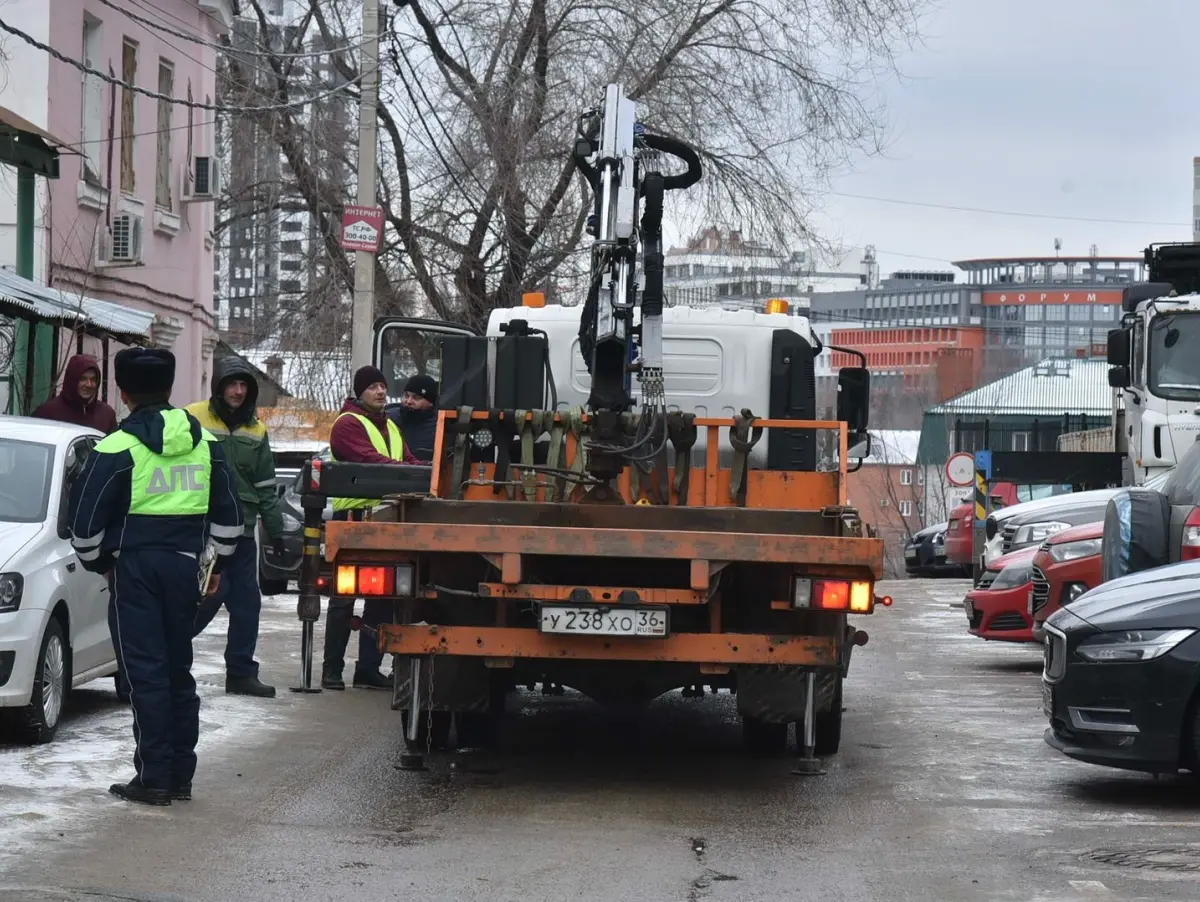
[5,579,1200,901]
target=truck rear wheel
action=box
[814,671,844,756]
[742,716,788,755]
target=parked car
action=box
[945,482,1073,568]
[983,491,1119,570]
[258,450,334,595]
[0,417,117,743]
[1042,558,1200,775]
[963,545,1038,643]
[1030,521,1104,643]
[904,522,965,577]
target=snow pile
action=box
[0,593,307,865]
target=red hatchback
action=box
[1029,521,1104,642]
[963,545,1038,643]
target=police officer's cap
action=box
[114,347,176,395]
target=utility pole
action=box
[349,0,381,372]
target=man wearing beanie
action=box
[323,364,418,690]
[68,347,244,806]
[186,357,284,699]
[389,373,440,462]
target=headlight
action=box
[280,512,302,532]
[1076,628,1196,663]
[1014,521,1070,545]
[990,563,1031,590]
[1048,538,1102,563]
[985,517,998,540]
[934,532,945,545]
[0,572,23,613]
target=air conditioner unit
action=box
[98,212,143,265]
[181,155,220,202]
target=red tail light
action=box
[1183,507,1200,560]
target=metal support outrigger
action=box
[290,491,327,694]
[791,671,827,776]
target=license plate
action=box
[1027,589,1034,616]
[963,600,974,621]
[905,549,917,561]
[1042,681,1054,717]
[538,605,668,637]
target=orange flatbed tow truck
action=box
[289,82,887,773]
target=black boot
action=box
[353,669,390,690]
[226,675,277,697]
[321,668,345,691]
[109,779,171,806]
[170,783,192,801]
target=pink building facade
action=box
[1,0,232,409]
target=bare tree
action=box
[220,0,927,334]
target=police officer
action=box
[322,365,416,690]
[69,348,244,806]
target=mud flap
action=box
[391,654,493,713]
[735,665,837,724]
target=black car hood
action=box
[1066,559,1200,630]
[913,522,948,541]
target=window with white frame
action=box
[900,468,913,486]
[899,500,913,517]
[1011,432,1031,452]
[80,16,103,185]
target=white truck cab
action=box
[1108,246,1200,485]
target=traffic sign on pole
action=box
[945,452,974,487]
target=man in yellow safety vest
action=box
[322,365,419,690]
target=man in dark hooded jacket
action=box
[32,354,118,434]
[185,358,284,697]
[389,373,439,462]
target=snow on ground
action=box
[0,593,310,867]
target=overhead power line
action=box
[830,191,1190,228]
[0,16,370,114]
[95,0,371,60]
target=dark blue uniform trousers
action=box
[108,550,201,791]
[192,534,262,678]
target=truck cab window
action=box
[1148,313,1200,401]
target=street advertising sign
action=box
[340,205,384,253]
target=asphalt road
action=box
[5,579,1200,902]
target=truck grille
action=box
[1030,566,1050,614]
[1001,523,1018,554]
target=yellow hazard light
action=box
[849,581,873,613]
[335,565,358,596]
[765,298,789,314]
[522,292,545,308]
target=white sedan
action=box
[0,416,117,743]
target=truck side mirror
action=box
[1107,366,1130,389]
[836,367,870,434]
[846,433,871,460]
[1106,328,1129,367]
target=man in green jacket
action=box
[187,358,284,697]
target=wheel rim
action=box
[42,634,65,729]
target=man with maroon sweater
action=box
[32,354,118,434]
[322,365,418,690]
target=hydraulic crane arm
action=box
[571,84,702,479]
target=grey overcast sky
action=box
[804,0,1200,277]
